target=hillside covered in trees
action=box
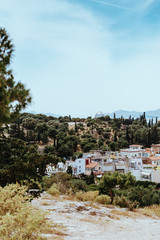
[5,111,160,158]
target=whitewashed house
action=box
[120,145,144,158]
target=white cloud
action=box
[91,0,132,11]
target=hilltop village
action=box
[46,144,160,183]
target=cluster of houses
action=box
[46,144,160,183]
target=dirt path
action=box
[32,193,160,240]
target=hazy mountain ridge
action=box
[105,109,160,119]
[27,109,160,119]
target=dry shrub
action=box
[113,196,138,211]
[0,207,47,240]
[75,191,99,202]
[0,184,60,240]
[140,205,160,218]
[0,183,29,216]
[47,184,60,196]
[95,195,111,205]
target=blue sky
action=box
[1,0,160,117]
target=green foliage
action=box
[98,172,136,202]
[79,173,95,185]
[0,138,48,186]
[135,180,156,188]
[42,172,72,193]
[0,28,31,126]
[113,195,138,210]
[67,166,73,176]
[128,186,160,207]
[70,179,87,193]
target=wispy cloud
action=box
[91,0,133,11]
[144,0,155,8]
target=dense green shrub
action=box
[135,180,156,188]
[128,186,160,207]
[70,179,87,193]
[95,195,111,204]
[42,172,71,191]
[113,195,138,210]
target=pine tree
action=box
[114,132,117,142]
[126,126,130,143]
[0,28,31,127]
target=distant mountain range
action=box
[104,109,160,120]
[27,109,160,120]
[26,111,60,118]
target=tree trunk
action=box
[109,188,113,203]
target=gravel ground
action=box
[32,193,160,240]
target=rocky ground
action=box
[32,193,160,240]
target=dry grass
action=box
[42,222,67,238]
[62,195,76,201]
[139,205,160,218]
[80,218,99,224]
[110,209,144,219]
[41,195,53,200]
[89,211,97,216]
[107,213,120,220]
[48,237,64,240]
[85,202,100,209]
[41,201,55,206]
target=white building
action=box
[68,158,86,175]
[121,145,144,158]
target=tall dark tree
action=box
[114,132,117,142]
[126,126,130,143]
[148,119,151,128]
[48,127,57,147]
[0,28,31,127]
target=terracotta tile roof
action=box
[151,144,160,147]
[149,157,160,161]
[121,150,143,152]
[94,171,102,175]
[130,145,143,147]
[85,162,99,169]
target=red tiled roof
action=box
[130,145,143,147]
[151,144,160,147]
[94,172,102,175]
[85,162,99,169]
[149,157,160,161]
